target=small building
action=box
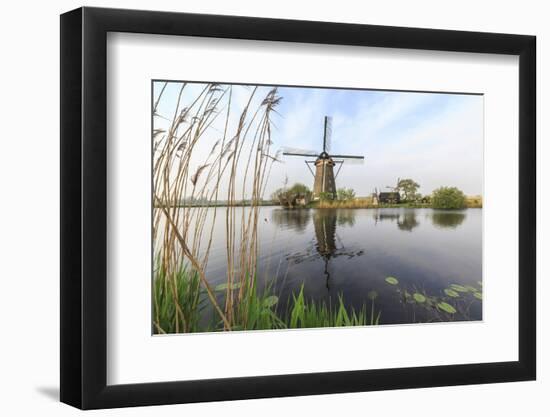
[378,192,401,204]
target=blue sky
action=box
[154,81,483,197]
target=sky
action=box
[153,81,483,198]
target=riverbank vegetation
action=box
[153,265,380,333]
[153,263,480,333]
[297,179,481,209]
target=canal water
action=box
[158,207,482,325]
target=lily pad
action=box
[437,302,457,314]
[473,292,482,300]
[413,293,426,303]
[450,284,468,292]
[444,289,460,298]
[385,276,399,285]
[214,282,241,291]
[465,285,477,292]
[263,295,279,307]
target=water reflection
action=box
[313,210,337,289]
[397,211,419,232]
[431,211,466,229]
[271,208,311,232]
[374,212,400,224]
[272,209,364,289]
[337,209,357,227]
[372,209,420,232]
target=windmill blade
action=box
[330,154,364,159]
[332,158,364,165]
[332,154,365,165]
[282,147,318,157]
[323,116,332,153]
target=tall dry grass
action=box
[152,83,282,332]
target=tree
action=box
[337,187,356,201]
[288,183,311,196]
[431,187,467,209]
[273,183,312,202]
[397,178,420,202]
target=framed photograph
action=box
[60,6,536,409]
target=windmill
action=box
[282,116,365,200]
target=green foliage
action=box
[385,274,482,323]
[287,286,380,328]
[397,178,420,202]
[437,302,457,314]
[337,187,356,201]
[444,288,460,298]
[214,282,241,291]
[263,295,279,307]
[154,263,380,333]
[450,284,468,292]
[413,293,426,303]
[385,276,399,285]
[232,277,286,331]
[153,265,204,334]
[318,191,335,201]
[431,187,467,209]
[288,183,311,195]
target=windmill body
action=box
[283,116,364,201]
[313,153,337,199]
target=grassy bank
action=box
[313,201,483,209]
[153,265,380,334]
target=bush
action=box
[431,187,466,209]
[318,191,335,201]
[337,188,356,201]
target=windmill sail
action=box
[281,115,364,200]
[323,116,332,153]
[281,147,318,157]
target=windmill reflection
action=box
[313,210,337,289]
[272,208,363,290]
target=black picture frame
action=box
[60,6,536,410]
